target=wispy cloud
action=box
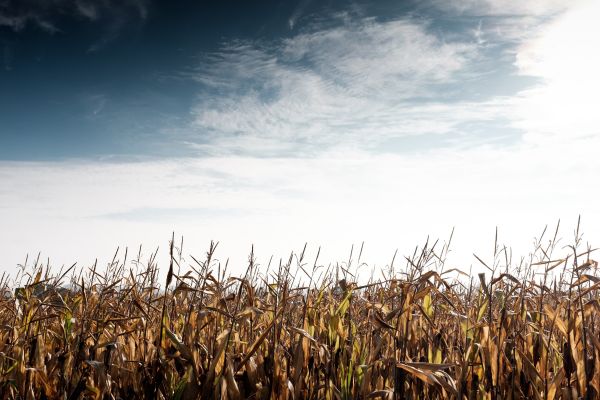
[431,0,573,17]
[288,0,314,30]
[186,1,600,157]
[0,13,27,32]
[0,0,149,47]
[189,17,499,156]
[84,94,108,117]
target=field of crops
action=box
[1,225,599,399]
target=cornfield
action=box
[1,223,599,400]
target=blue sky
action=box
[0,0,544,159]
[1,0,599,276]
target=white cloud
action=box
[191,18,487,155]
[431,1,590,57]
[192,5,600,157]
[424,0,600,147]
[510,0,600,143]
[1,140,598,279]
[433,0,573,17]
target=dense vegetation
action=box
[0,224,599,399]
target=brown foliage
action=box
[1,227,599,399]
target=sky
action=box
[1,0,599,279]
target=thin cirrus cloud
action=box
[189,1,599,156]
[189,17,503,156]
[431,0,572,16]
[0,0,149,50]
